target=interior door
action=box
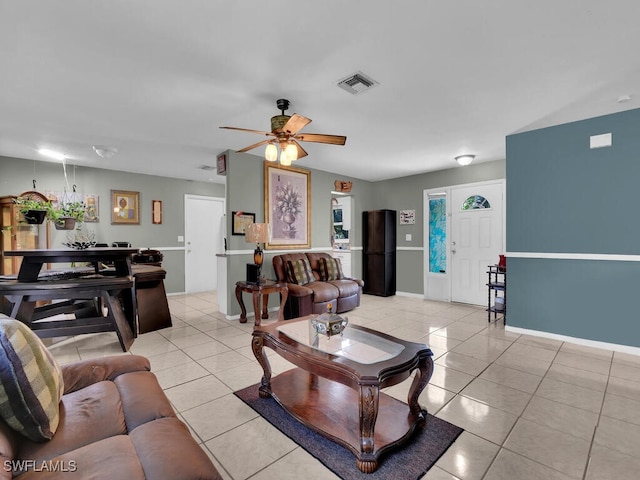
[451,182,504,305]
[184,195,224,294]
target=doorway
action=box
[184,194,225,294]
[423,180,505,306]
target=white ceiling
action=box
[1,1,639,185]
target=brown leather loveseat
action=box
[273,252,363,319]
[0,326,220,480]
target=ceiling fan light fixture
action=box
[280,149,292,166]
[455,154,475,166]
[265,143,278,162]
[285,143,298,161]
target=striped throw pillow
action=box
[318,257,344,281]
[0,317,64,442]
[286,258,314,285]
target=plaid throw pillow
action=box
[0,317,64,442]
[286,258,314,285]
[318,257,344,281]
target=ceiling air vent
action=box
[337,71,379,95]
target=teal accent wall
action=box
[506,107,640,347]
[508,257,640,346]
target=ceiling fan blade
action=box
[219,126,273,136]
[295,133,347,146]
[283,114,312,135]
[237,139,270,153]
[291,140,308,159]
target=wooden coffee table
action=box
[251,316,433,473]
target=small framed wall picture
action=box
[111,190,140,224]
[232,211,255,235]
[152,200,162,224]
[217,154,227,175]
[399,209,416,225]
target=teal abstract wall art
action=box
[429,197,446,273]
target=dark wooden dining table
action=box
[5,247,139,282]
[0,247,139,351]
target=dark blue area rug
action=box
[234,383,463,480]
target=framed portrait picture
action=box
[231,211,255,235]
[264,163,311,249]
[111,190,140,224]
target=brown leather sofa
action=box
[0,355,220,480]
[273,252,363,319]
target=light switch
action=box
[405,234,412,241]
[178,235,184,242]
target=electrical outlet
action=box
[405,234,412,241]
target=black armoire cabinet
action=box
[363,209,396,296]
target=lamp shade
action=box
[245,223,270,244]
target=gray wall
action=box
[371,160,506,294]
[222,150,374,315]
[2,153,506,315]
[0,156,223,293]
[506,107,640,347]
[223,150,505,311]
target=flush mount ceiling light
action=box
[38,148,66,161]
[92,145,118,158]
[455,154,475,166]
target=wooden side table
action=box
[235,280,288,326]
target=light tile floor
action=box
[45,292,640,480]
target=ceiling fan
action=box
[219,99,347,166]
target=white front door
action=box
[184,195,225,294]
[450,182,504,305]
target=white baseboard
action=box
[506,325,640,356]
[395,291,425,299]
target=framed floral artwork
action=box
[111,190,140,224]
[264,163,310,249]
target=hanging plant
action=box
[47,201,86,230]
[14,196,51,224]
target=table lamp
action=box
[245,223,270,277]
